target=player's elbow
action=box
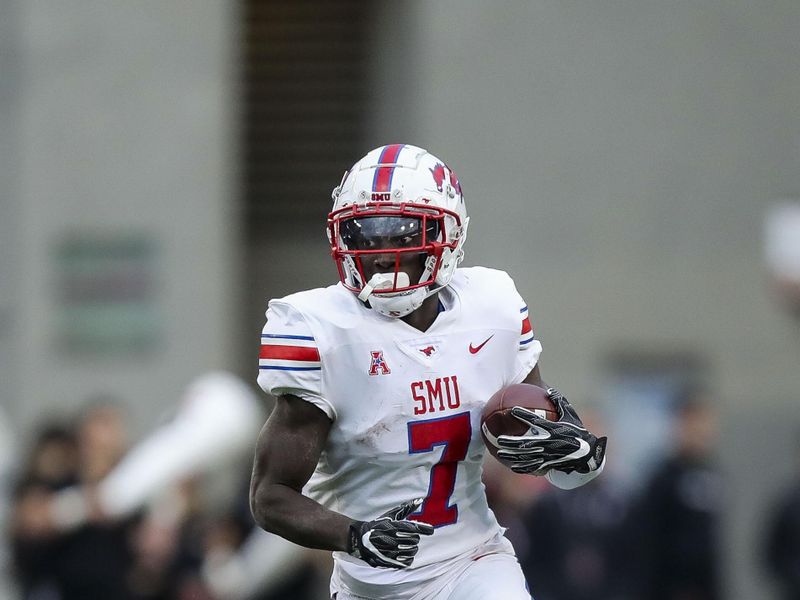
[249,478,283,534]
[249,479,272,531]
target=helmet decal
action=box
[430,163,446,193]
[448,167,463,197]
[429,162,462,196]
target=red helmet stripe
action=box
[372,144,405,192]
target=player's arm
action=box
[249,393,349,550]
[497,366,607,488]
[249,394,433,567]
[522,364,545,387]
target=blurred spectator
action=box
[21,426,78,491]
[517,410,635,600]
[50,372,261,524]
[127,480,211,600]
[202,477,327,600]
[633,387,723,600]
[11,401,136,600]
[49,402,134,600]
[762,434,800,600]
[76,400,128,485]
[9,423,78,598]
[7,371,325,600]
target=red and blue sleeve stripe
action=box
[259,334,321,371]
[519,305,535,347]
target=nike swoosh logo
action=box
[469,334,494,354]
[563,438,592,465]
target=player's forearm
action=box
[250,481,351,552]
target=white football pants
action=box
[331,534,531,600]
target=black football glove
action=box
[347,498,434,568]
[496,388,607,475]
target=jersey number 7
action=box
[407,411,471,527]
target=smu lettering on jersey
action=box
[257,267,542,587]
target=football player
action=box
[250,144,607,600]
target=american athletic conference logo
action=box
[368,350,391,376]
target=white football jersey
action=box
[257,267,542,588]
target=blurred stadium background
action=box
[2,1,800,599]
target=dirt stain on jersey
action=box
[353,421,392,447]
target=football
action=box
[480,384,559,462]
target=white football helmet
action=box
[328,144,469,318]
